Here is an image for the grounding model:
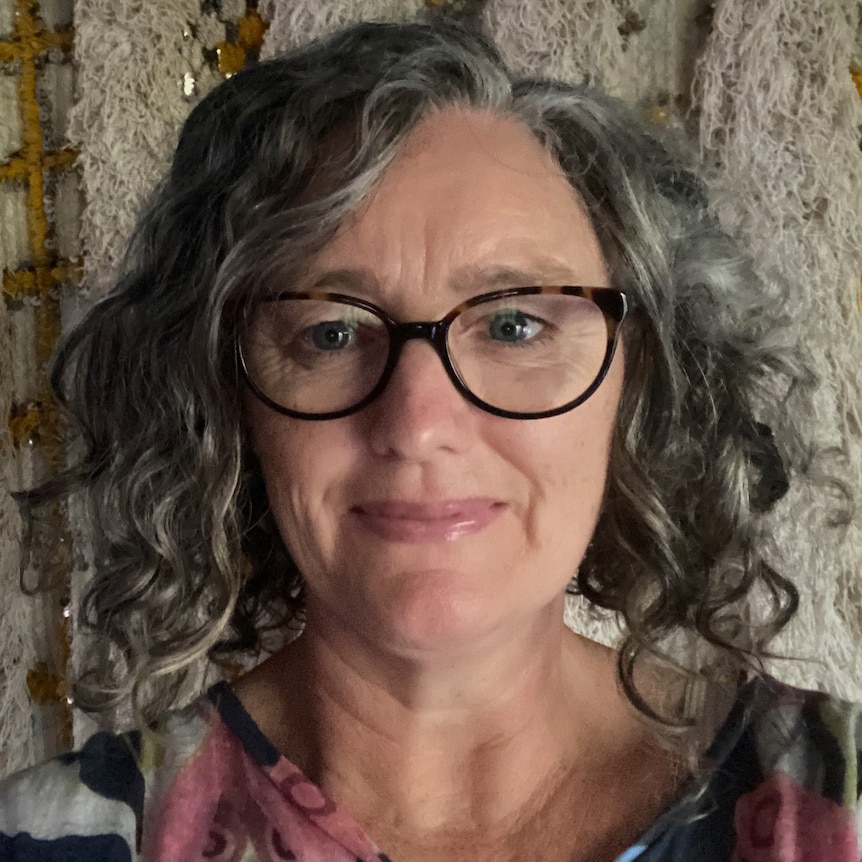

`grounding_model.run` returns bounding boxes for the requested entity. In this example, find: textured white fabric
[696,0,862,698]
[0,298,36,778]
[0,0,37,776]
[482,0,710,107]
[0,76,22,160]
[482,0,629,96]
[259,0,425,58]
[0,0,12,39]
[68,0,226,298]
